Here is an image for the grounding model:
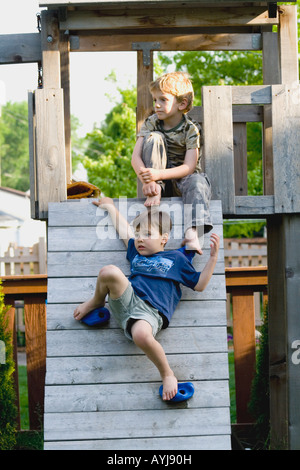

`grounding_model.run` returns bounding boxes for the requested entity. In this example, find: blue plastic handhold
[159,382,195,403]
[80,307,110,327]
